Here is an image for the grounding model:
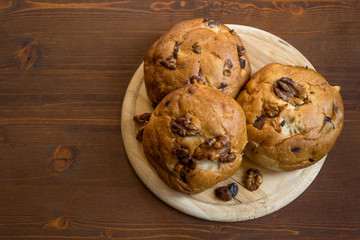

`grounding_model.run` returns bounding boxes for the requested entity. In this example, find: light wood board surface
[121,25,325,222]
